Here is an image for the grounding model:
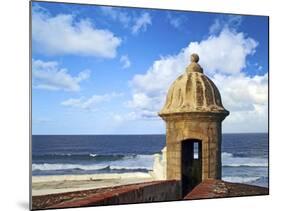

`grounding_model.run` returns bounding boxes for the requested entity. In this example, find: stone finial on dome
[186,53,203,73]
[190,53,199,63]
[158,53,230,185]
[159,53,229,116]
